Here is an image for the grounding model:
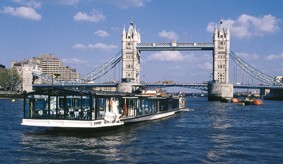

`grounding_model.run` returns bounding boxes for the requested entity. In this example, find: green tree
[0,68,22,90]
[0,69,9,90]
